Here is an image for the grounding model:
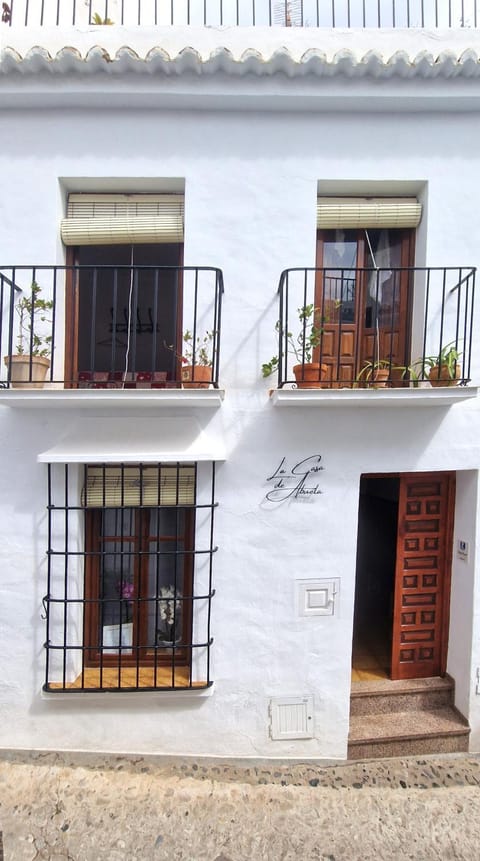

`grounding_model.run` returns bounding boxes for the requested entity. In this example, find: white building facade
[1,1,480,760]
